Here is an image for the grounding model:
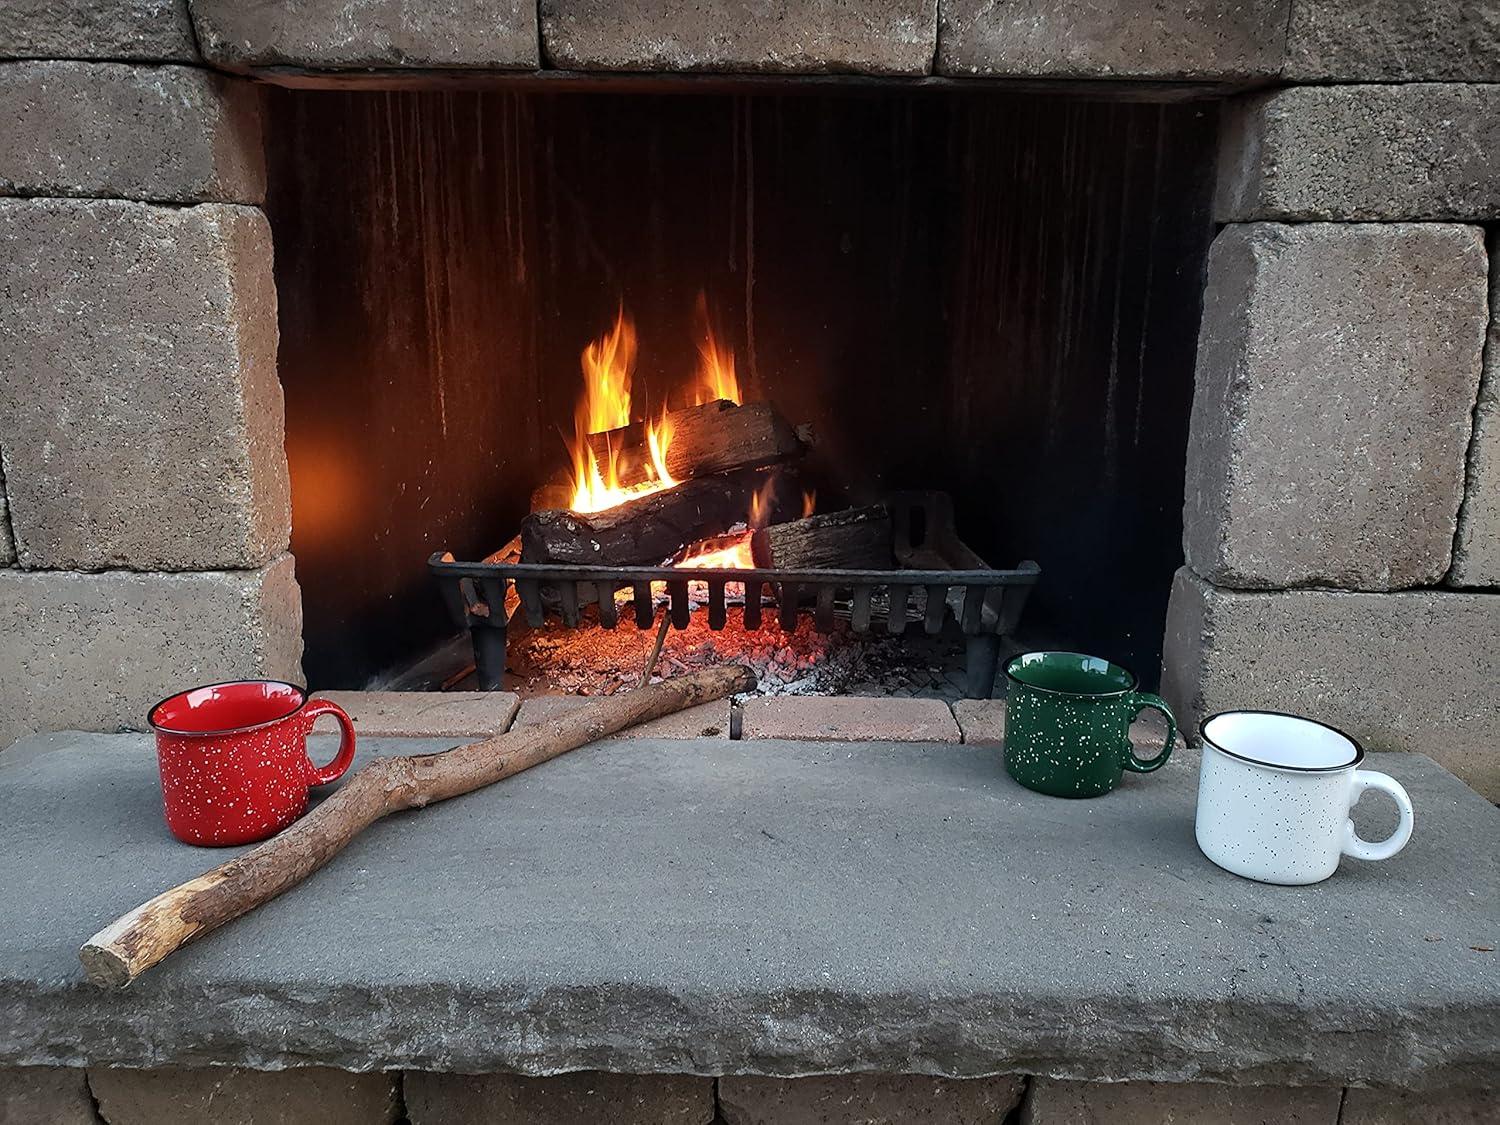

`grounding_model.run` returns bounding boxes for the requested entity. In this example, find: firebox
[266,86,1215,692]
